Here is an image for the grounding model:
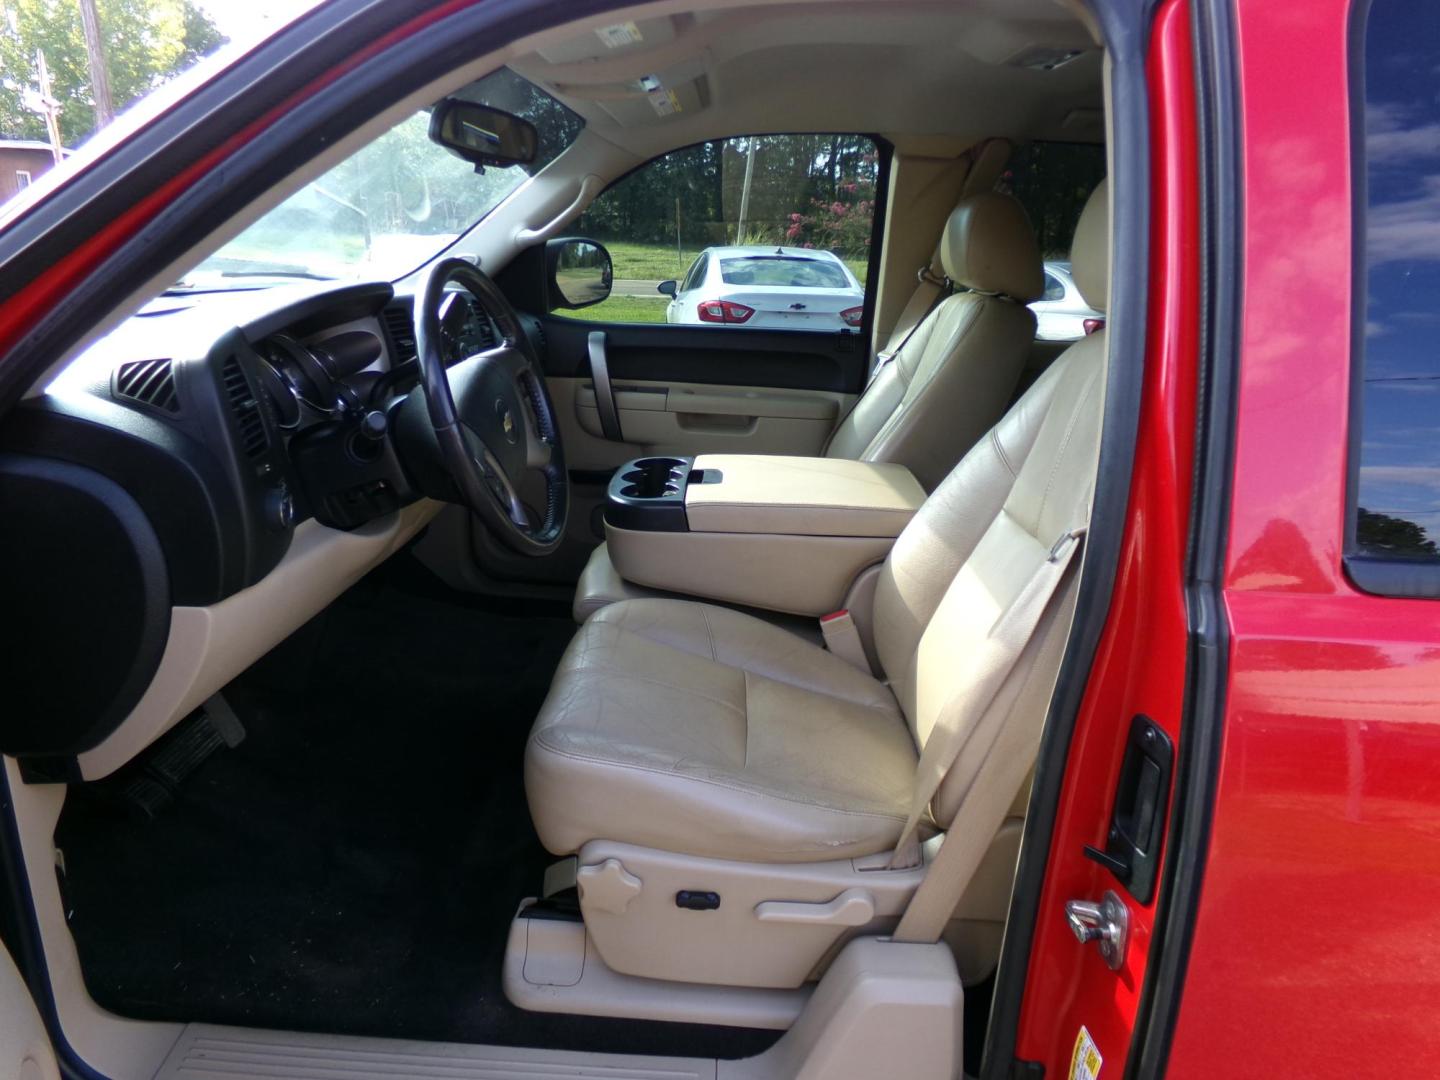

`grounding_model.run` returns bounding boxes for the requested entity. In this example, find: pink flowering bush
[784,176,875,258]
